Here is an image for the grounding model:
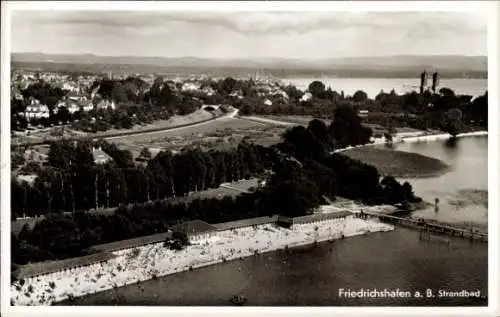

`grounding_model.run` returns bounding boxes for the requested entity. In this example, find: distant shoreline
[11,61,487,79]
